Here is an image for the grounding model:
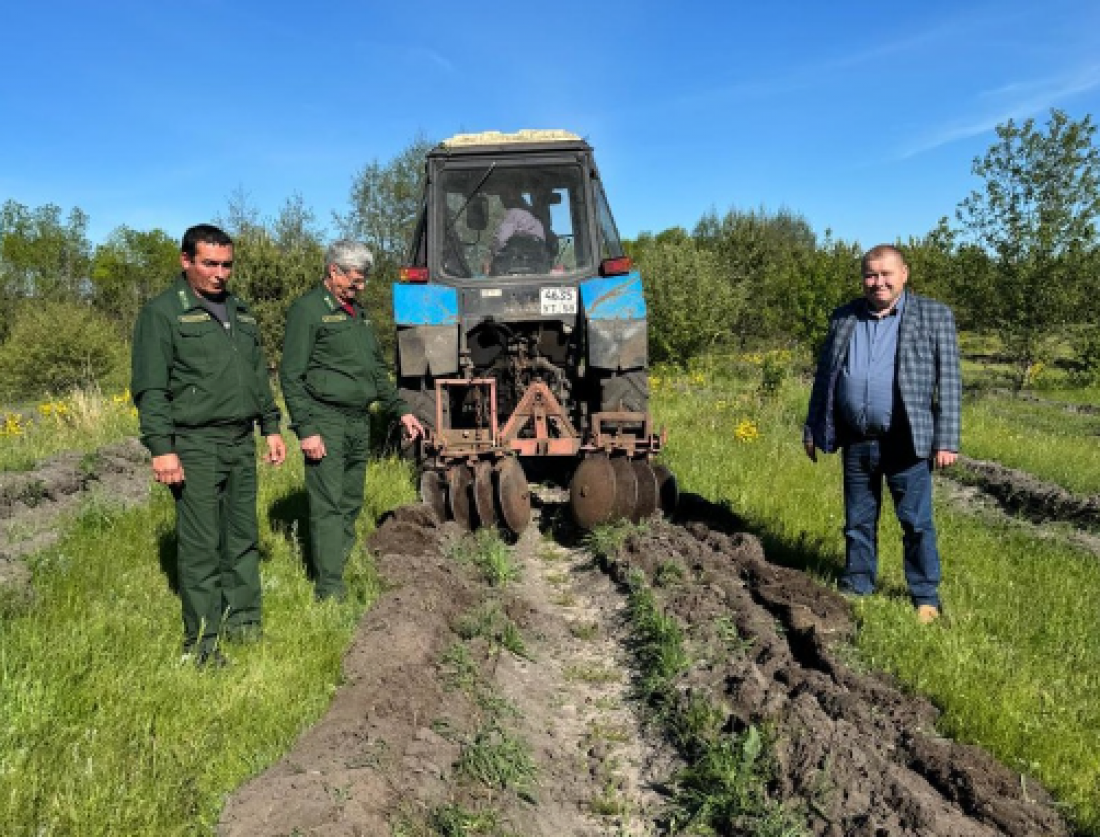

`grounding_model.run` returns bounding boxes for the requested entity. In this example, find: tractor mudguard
[581,272,647,371]
[394,284,460,377]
